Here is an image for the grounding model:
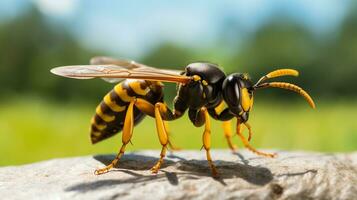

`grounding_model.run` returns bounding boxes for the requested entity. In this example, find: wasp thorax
[182,62,226,109]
